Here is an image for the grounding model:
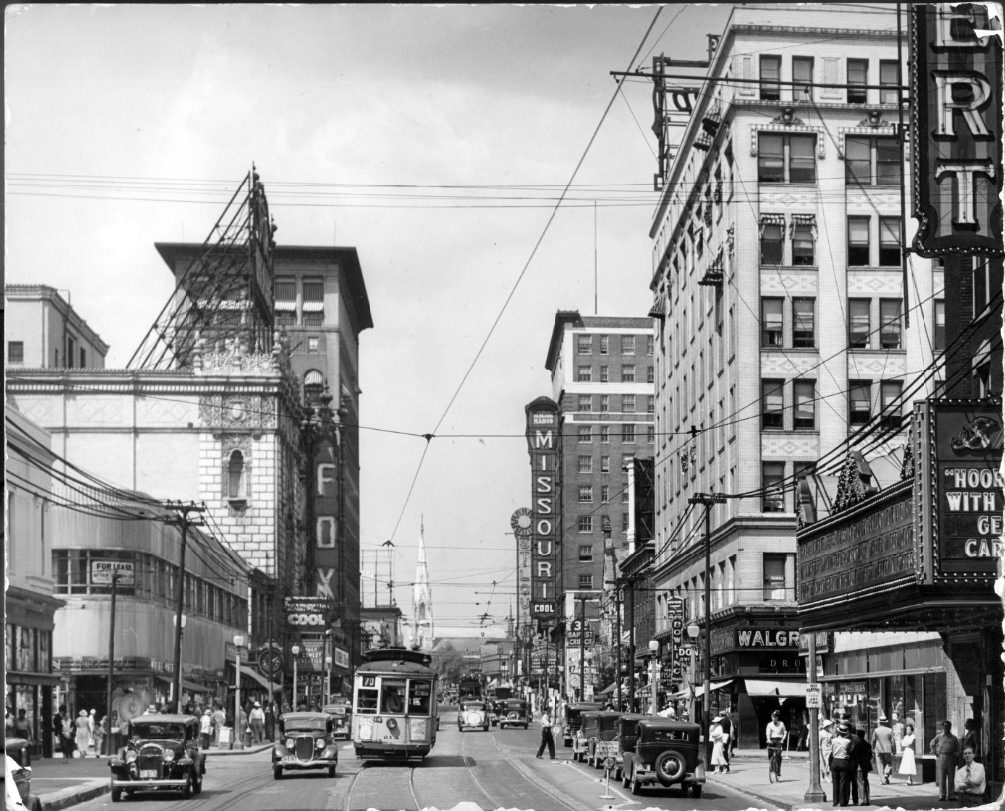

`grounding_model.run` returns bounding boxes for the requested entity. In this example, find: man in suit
[930,720,960,802]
